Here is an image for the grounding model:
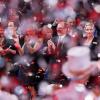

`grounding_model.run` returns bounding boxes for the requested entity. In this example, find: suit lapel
[90,37,98,49]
